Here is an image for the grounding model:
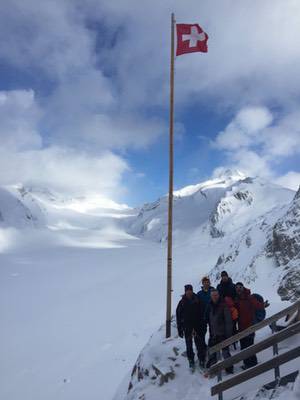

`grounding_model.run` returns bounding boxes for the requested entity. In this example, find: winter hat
[184,284,193,292]
[221,271,228,277]
[236,282,244,287]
